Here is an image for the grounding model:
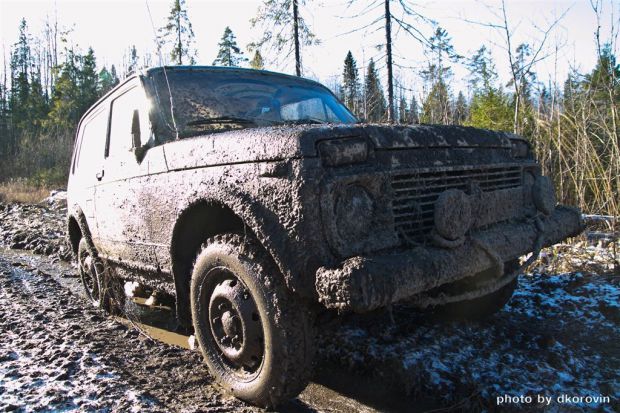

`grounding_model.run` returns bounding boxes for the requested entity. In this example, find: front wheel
[190,234,314,408]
